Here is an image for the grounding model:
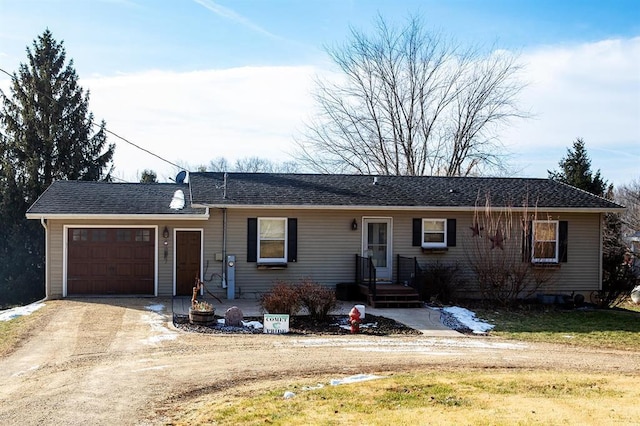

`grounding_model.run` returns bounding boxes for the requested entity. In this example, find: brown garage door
[67,228,155,295]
